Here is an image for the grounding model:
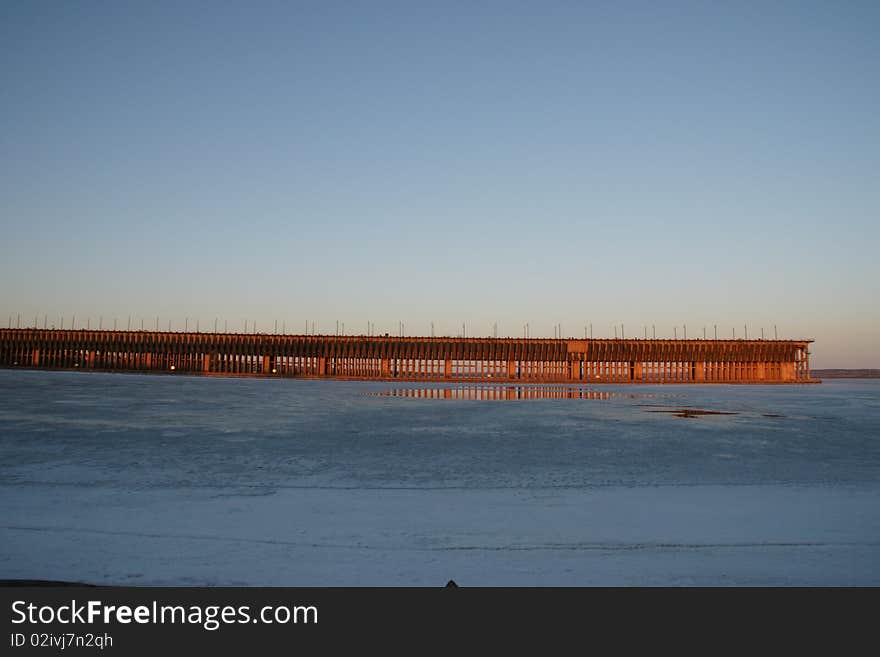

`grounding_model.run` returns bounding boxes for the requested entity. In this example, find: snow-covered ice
[1,371,878,585]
